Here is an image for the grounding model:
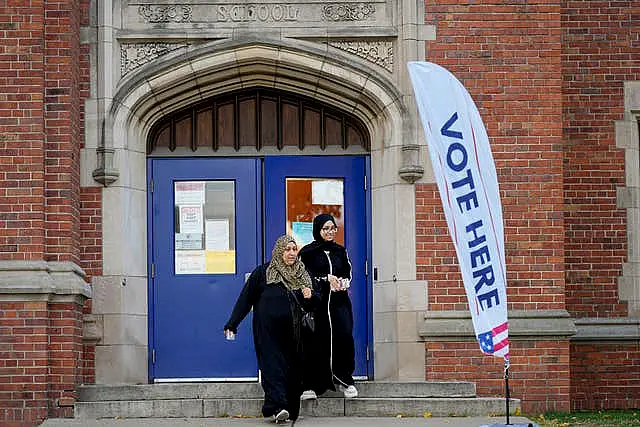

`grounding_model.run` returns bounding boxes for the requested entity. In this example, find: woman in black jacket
[224,235,319,423]
[298,214,358,399]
